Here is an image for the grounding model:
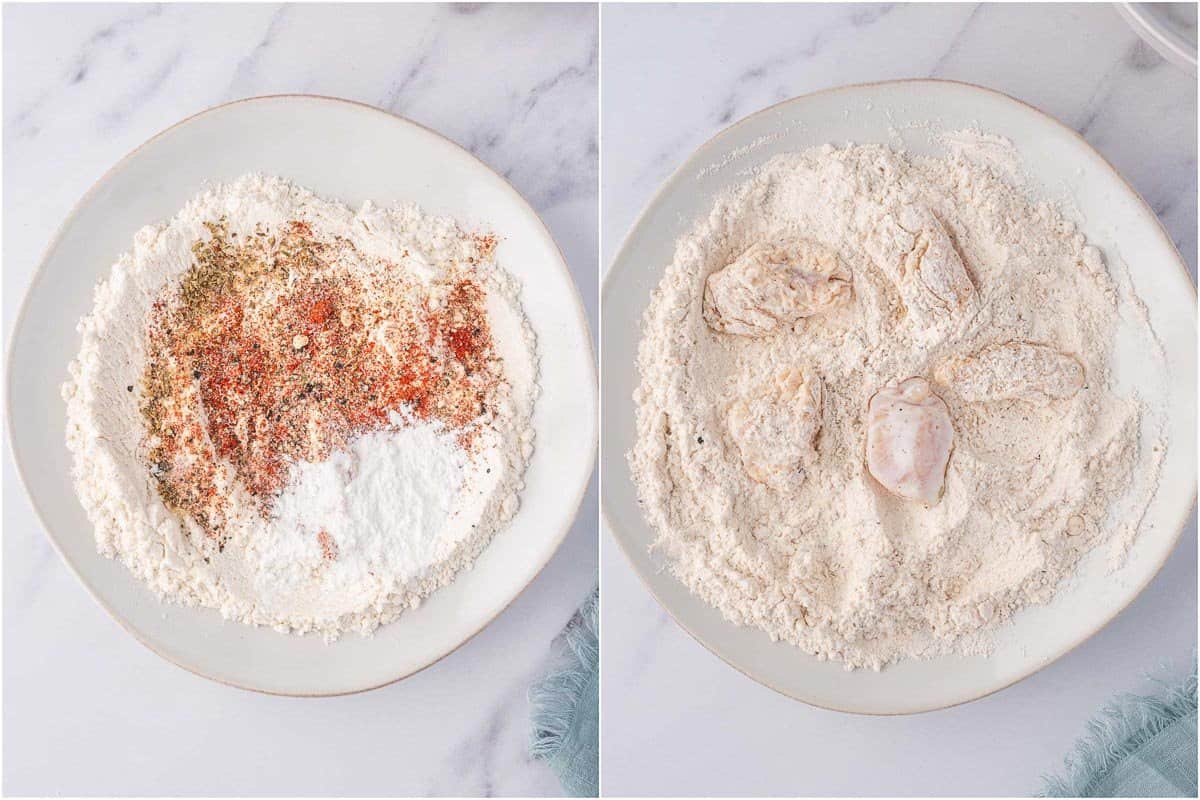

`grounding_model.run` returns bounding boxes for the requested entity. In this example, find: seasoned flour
[64,175,538,639]
[629,133,1164,669]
